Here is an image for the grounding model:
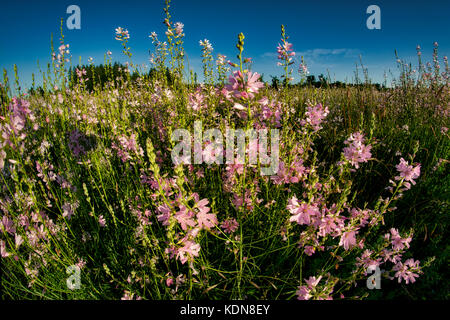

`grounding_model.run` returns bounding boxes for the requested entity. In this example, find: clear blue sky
[0,0,449,89]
